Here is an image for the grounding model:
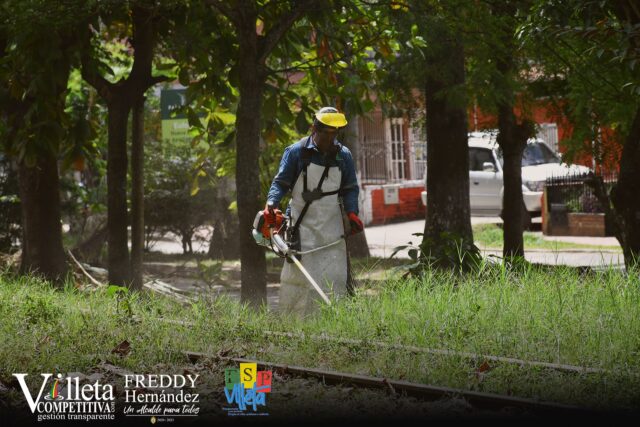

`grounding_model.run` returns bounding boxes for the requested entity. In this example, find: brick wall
[365,184,426,225]
[544,212,607,237]
[567,213,606,237]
